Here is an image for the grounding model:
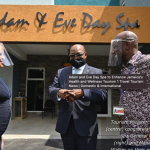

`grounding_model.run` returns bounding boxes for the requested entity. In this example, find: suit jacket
[48,64,107,136]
